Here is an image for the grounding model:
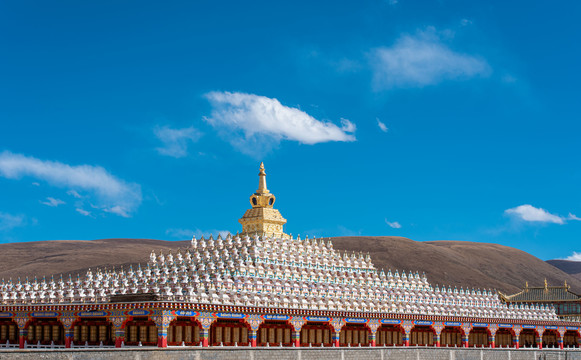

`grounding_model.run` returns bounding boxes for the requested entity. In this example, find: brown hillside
[546,260,581,283]
[329,236,581,294]
[0,239,188,281]
[0,237,577,295]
